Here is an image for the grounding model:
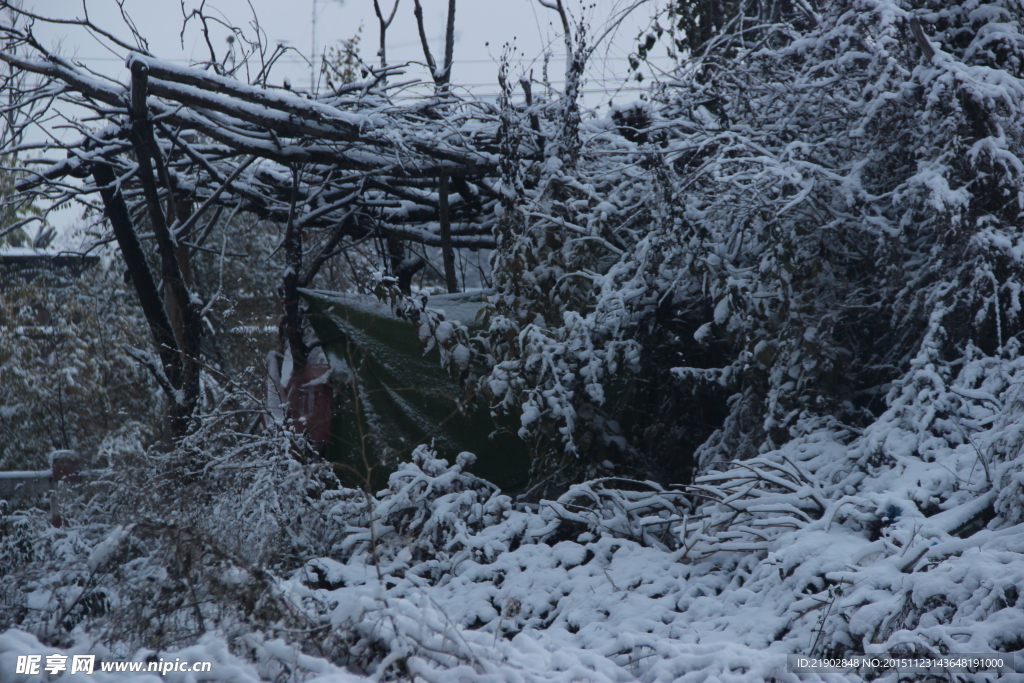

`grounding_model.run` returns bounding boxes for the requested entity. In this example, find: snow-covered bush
[4,392,1023,682]
[469,0,1024,494]
[289,364,1021,682]
[327,446,514,573]
[0,406,339,658]
[0,261,161,470]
